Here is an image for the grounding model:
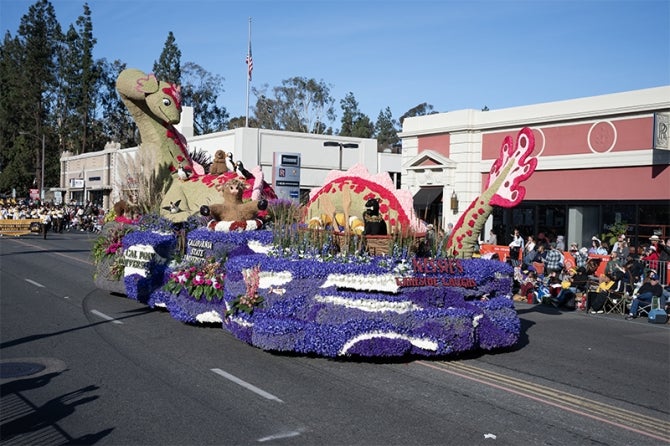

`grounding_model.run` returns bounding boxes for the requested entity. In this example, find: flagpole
[245,17,252,127]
